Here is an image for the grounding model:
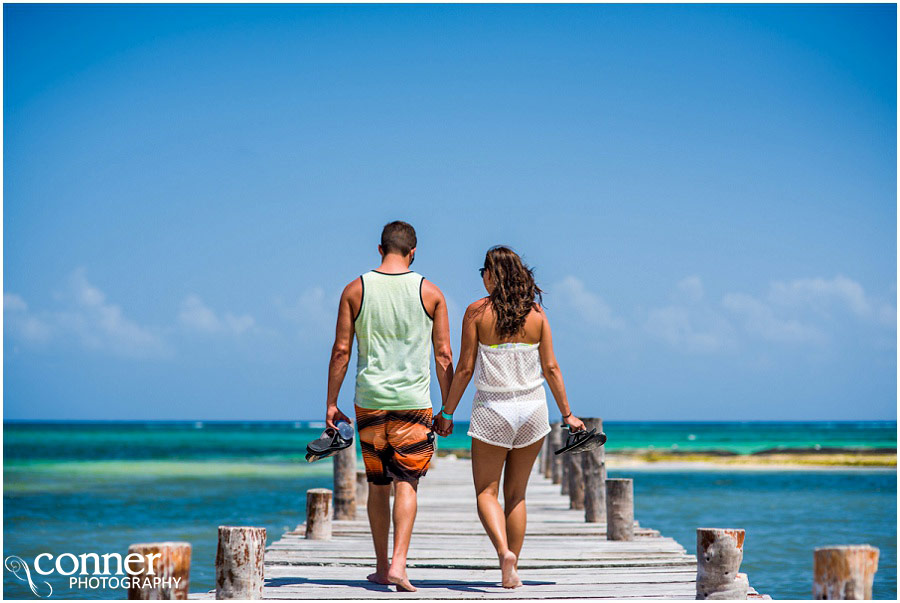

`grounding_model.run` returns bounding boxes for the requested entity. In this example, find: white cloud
[644,305,731,353]
[720,275,896,345]
[179,294,256,335]
[5,268,171,358]
[4,293,53,343]
[673,275,704,304]
[553,276,624,329]
[722,292,826,344]
[643,276,735,353]
[768,275,872,317]
[63,268,171,357]
[4,293,27,312]
[274,287,338,338]
[178,295,221,332]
